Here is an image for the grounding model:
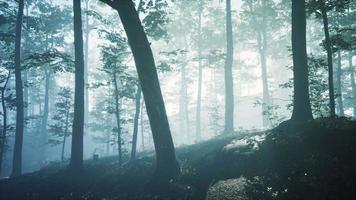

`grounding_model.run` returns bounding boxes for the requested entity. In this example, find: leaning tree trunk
[11,0,25,178]
[130,85,142,160]
[0,73,10,177]
[100,0,180,181]
[336,50,344,116]
[196,2,203,141]
[224,0,234,134]
[70,0,85,172]
[349,52,356,117]
[321,4,335,118]
[290,0,313,122]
